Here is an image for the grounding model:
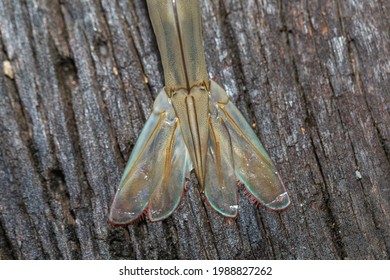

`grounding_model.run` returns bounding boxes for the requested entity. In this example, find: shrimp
[109,0,290,225]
